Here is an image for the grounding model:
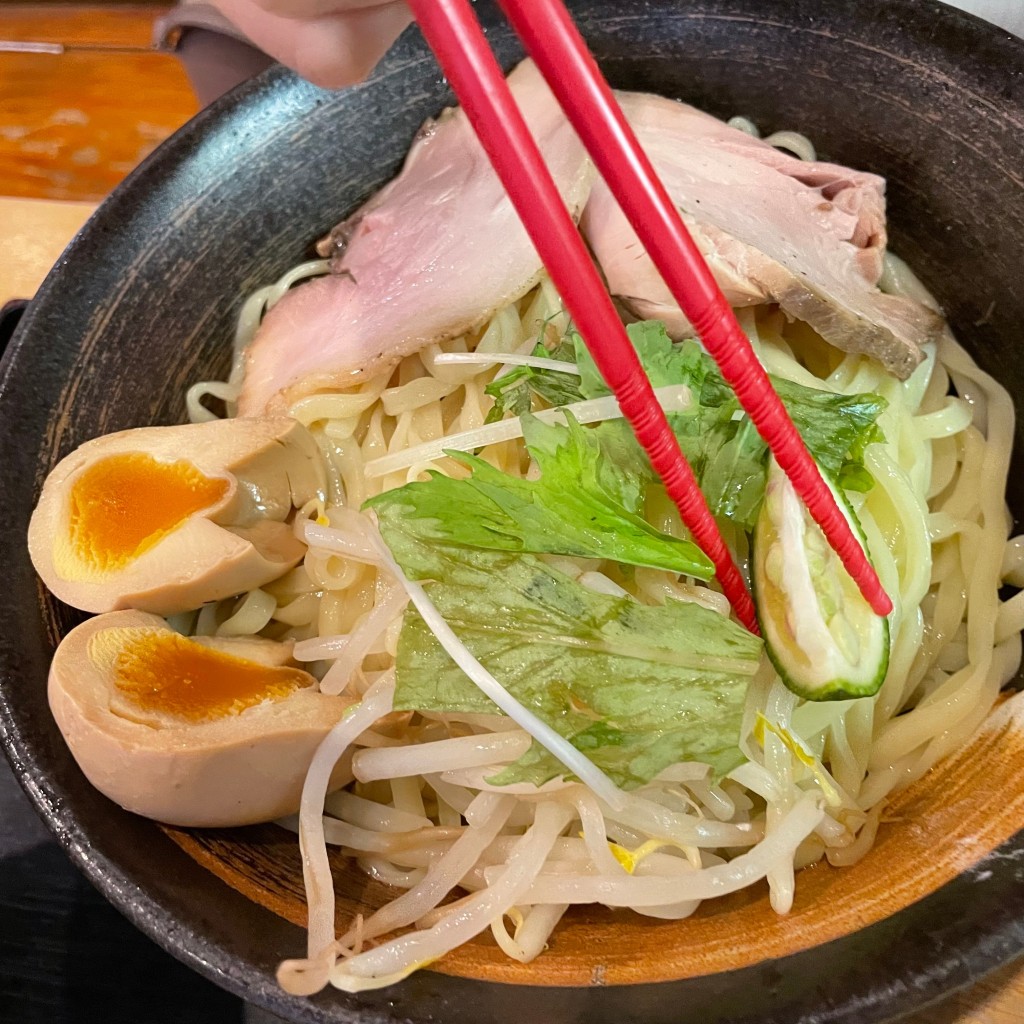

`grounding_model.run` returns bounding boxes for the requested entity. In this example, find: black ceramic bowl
[3,1,1024,1021]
